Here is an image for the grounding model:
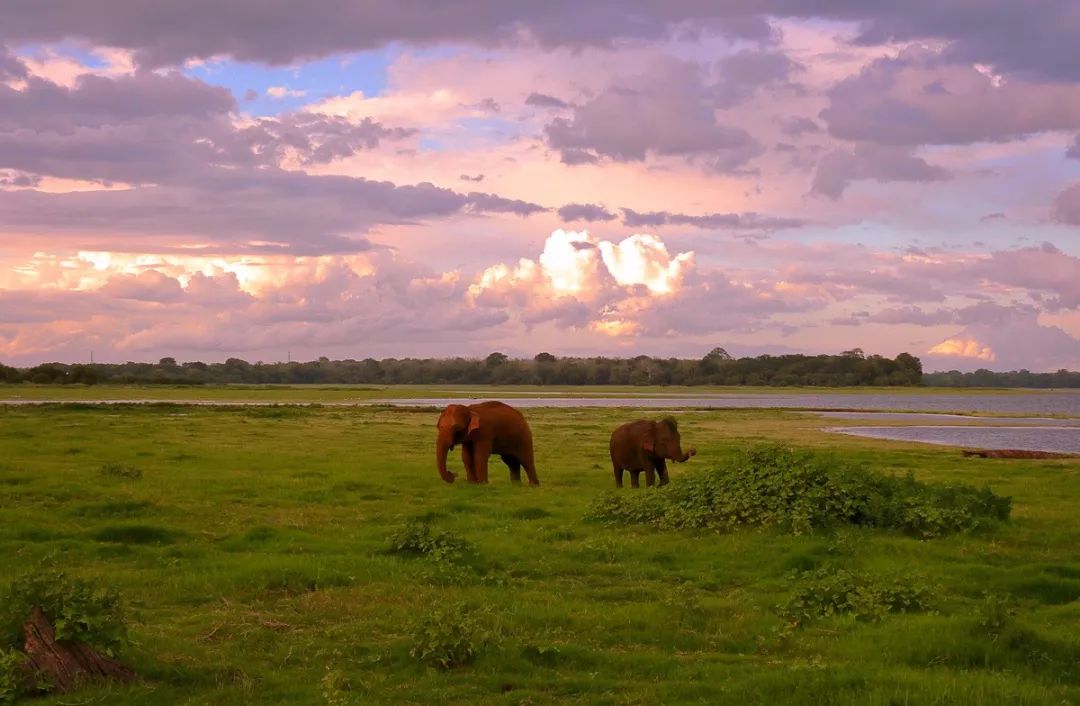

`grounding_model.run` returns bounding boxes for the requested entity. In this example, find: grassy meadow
[1,396,1079,704]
